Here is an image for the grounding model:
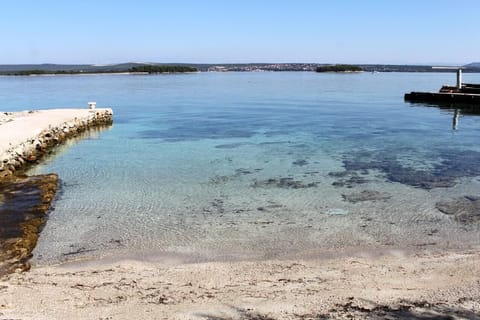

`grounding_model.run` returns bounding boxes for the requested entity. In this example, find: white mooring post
[88,101,96,110]
[456,69,462,89]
